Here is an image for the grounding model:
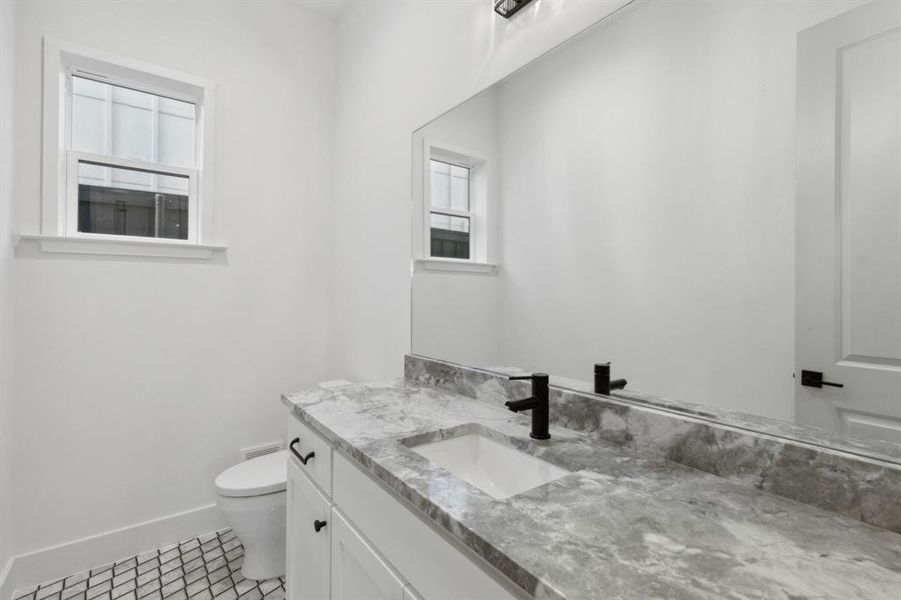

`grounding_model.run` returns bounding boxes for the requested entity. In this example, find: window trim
[39,37,220,254]
[421,140,495,268]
